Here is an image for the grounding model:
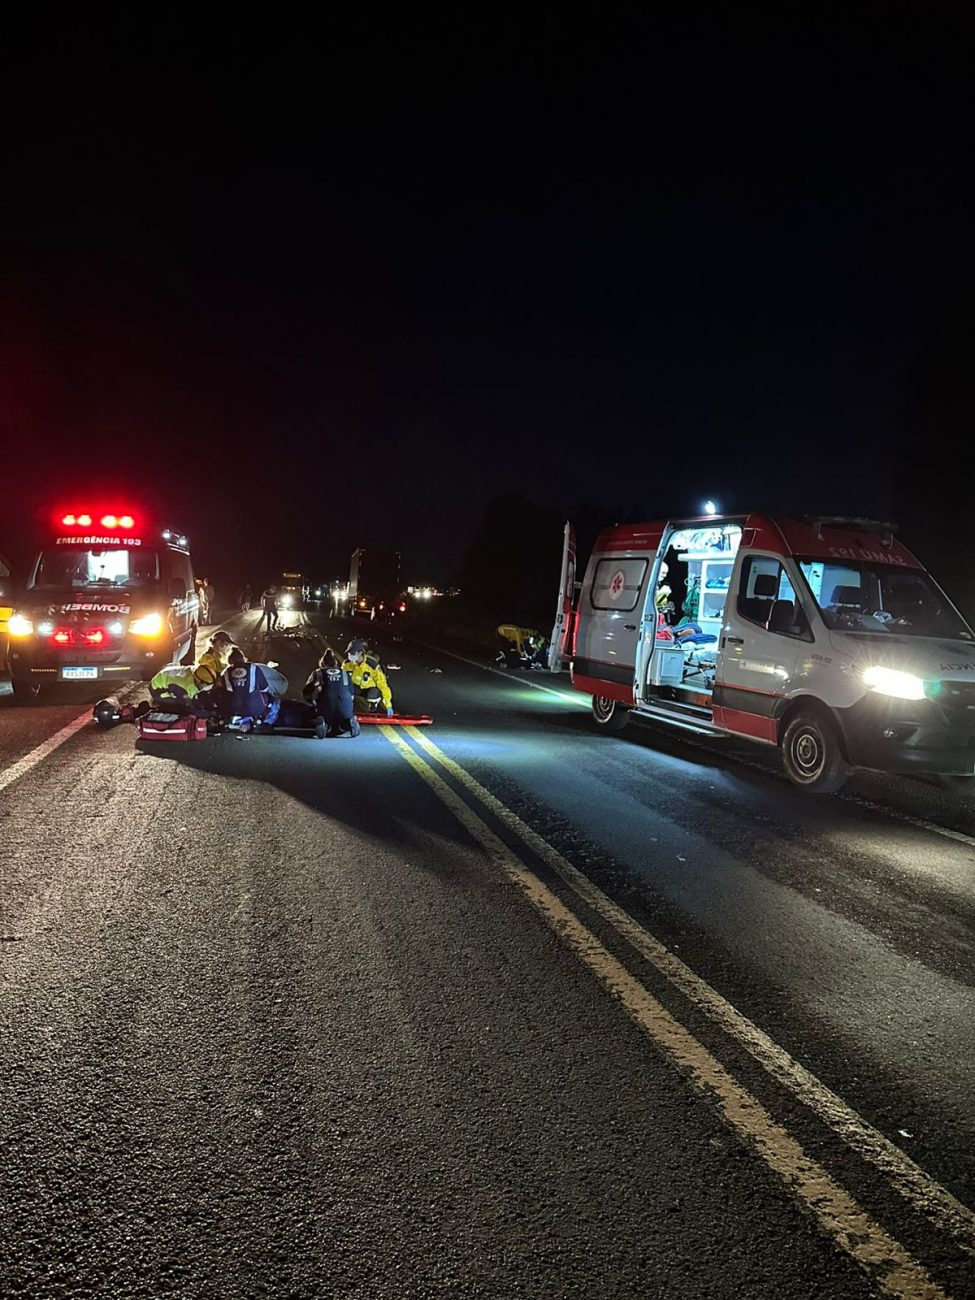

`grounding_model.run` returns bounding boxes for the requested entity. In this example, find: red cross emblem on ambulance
[610,570,625,599]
